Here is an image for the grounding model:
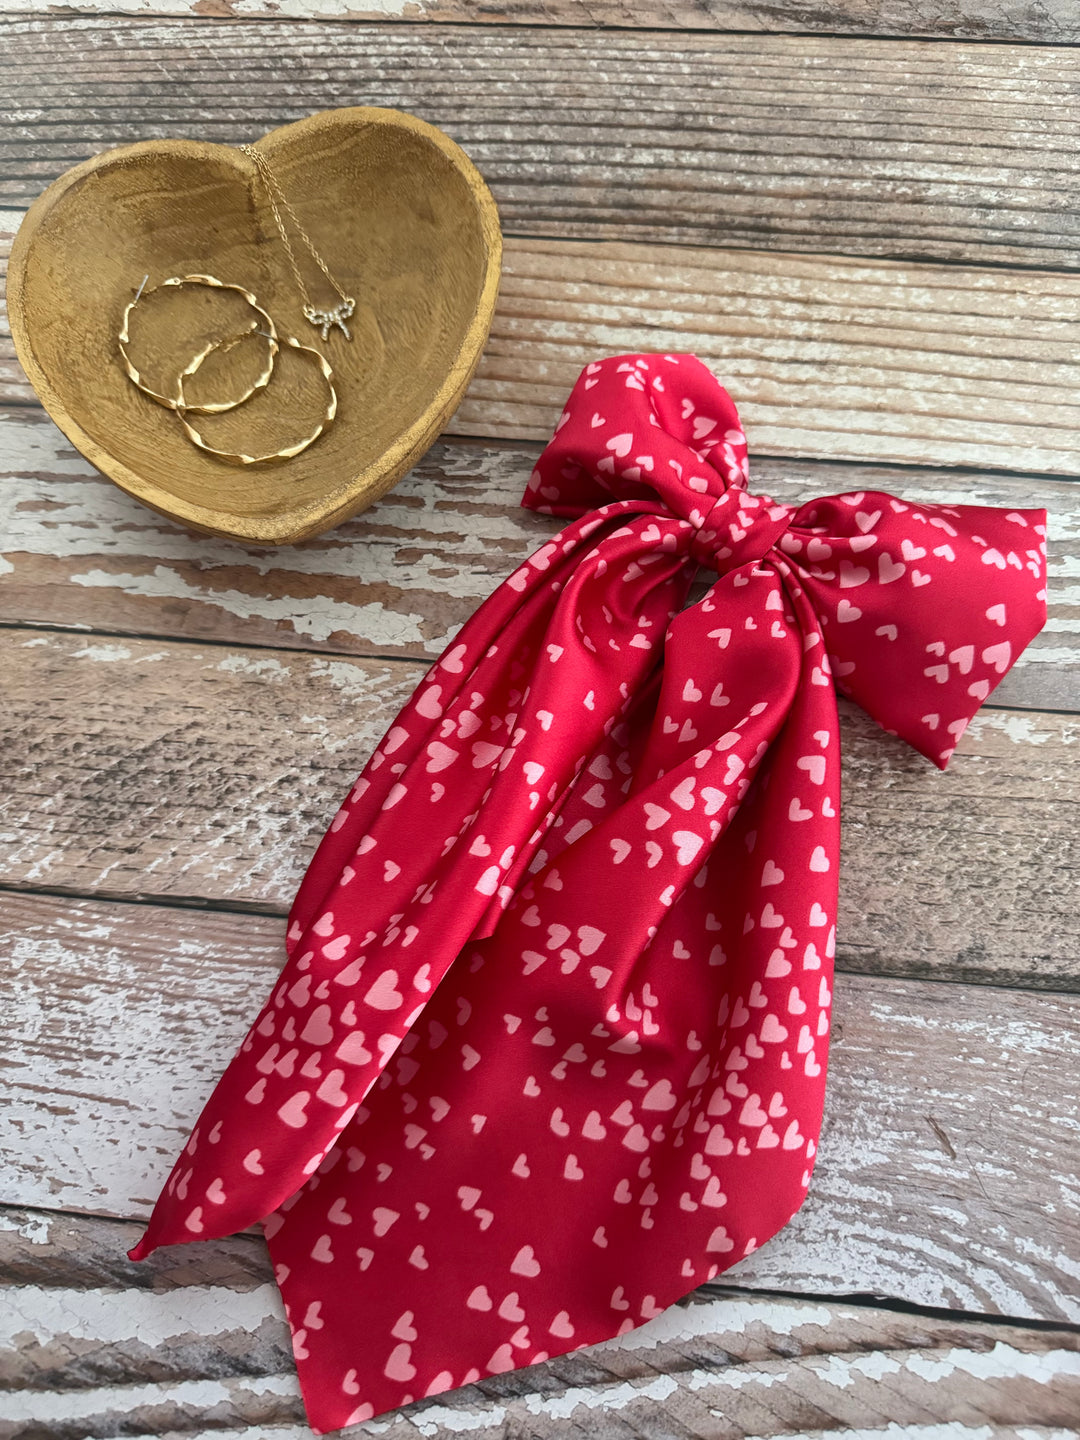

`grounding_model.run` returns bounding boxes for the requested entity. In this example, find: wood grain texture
[3,892,1080,1321]
[3,1206,1080,1440]
[3,23,1080,267]
[2,0,1079,44]
[5,226,1080,474]
[451,240,1080,473]
[1,407,1077,710]
[1,627,1075,990]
